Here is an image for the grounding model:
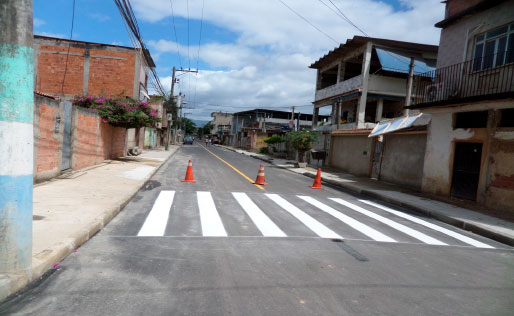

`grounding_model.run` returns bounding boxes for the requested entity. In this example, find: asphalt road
[2,142,514,315]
